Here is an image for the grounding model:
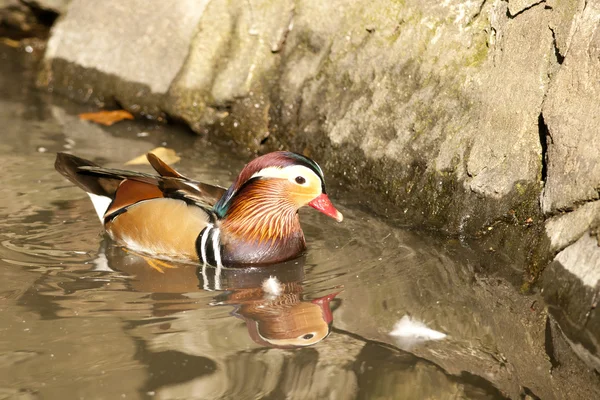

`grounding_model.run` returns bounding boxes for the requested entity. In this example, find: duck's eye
[295,176,306,185]
[302,333,314,340]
